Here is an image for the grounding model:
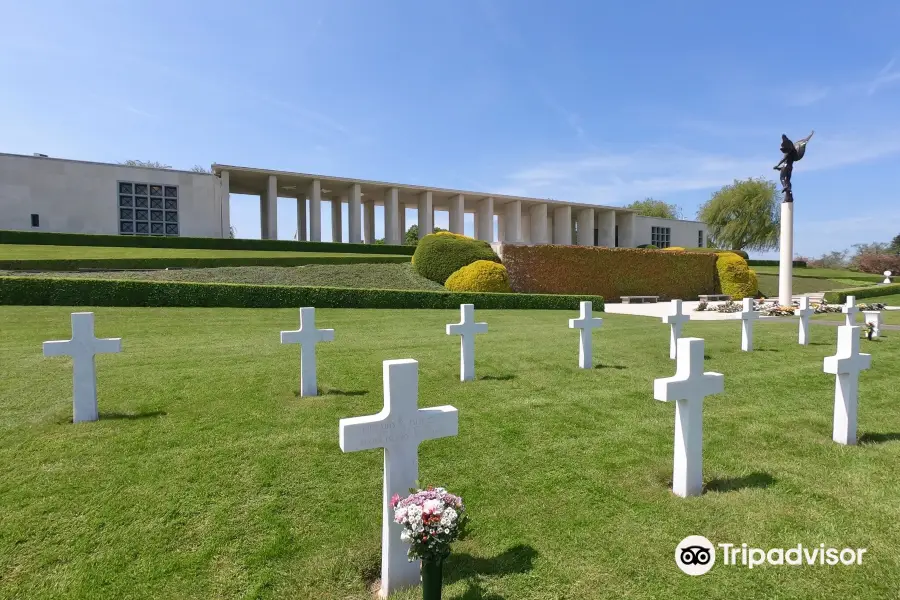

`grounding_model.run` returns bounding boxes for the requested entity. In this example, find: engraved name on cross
[339,359,459,597]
